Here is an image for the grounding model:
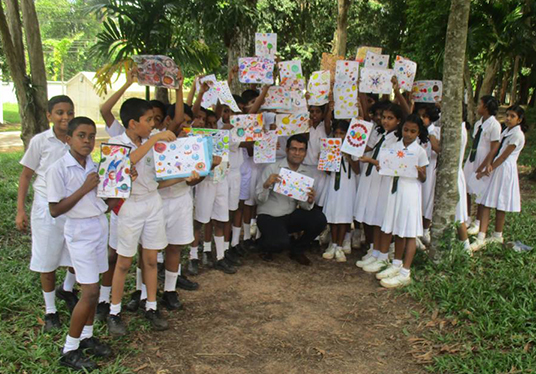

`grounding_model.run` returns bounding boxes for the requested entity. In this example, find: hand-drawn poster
[97,143,132,198]
[335,60,360,84]
[238,57,275,84]
[321,53,344,81]
[341,119,374,158]
[214,81,241,112]
[359,68,394,95]
[333,82,358,119]
[132,55,180,89]
[411,80,443,103]
[355,46,382,63]
[274,168,315,202]
[364,52,390,69]
[230,114,264,142]
[154,135,212,180]
[394,56,417,92]
[307,70,330,106]
[378,147,418,178]
[288,90,308,112]
[197,75,218,109]
[255,33,277,58]
[254,131,277,164]
[318,138,342,172]
[275,112,310,136]
[211,161,229,183]
[280,77,306,91]
[278,60,304,81]
[183,128,230,161]
[260,86,291,111]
